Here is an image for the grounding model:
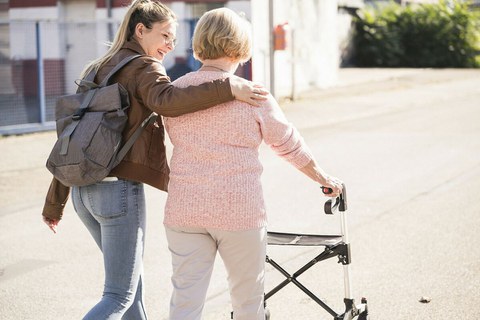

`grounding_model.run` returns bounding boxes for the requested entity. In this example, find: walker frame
[263,185,368,320]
